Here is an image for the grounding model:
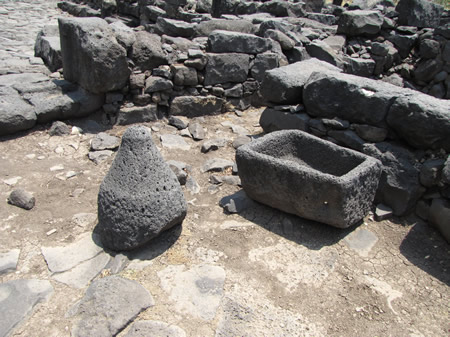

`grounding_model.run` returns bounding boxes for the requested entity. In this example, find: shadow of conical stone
[97,125,187,251]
